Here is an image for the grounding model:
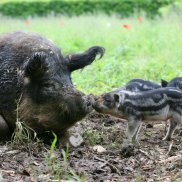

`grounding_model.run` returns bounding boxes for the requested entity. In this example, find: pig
[161,79,168,87]
[93,88,182,148]
[162,77,182,90]
[0,31,105,139]
[119,78,161,92]
[160,77,182,140]
[114,78,162,129]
